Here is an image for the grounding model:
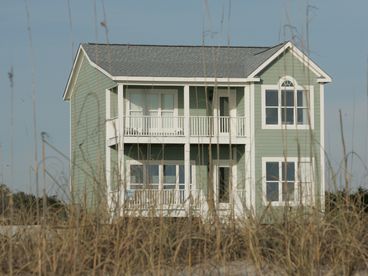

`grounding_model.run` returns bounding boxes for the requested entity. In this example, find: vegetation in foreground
[0,186,368,275]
